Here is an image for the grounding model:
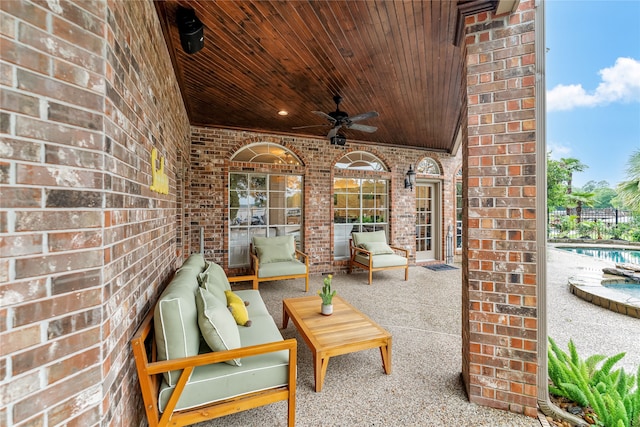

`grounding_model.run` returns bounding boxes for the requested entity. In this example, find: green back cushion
[196,288,242,366]
[178,253,206,273]
[197,261,231,304]
[352,230,387,247]
[252,235,296,264]
[154,267,201,386]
